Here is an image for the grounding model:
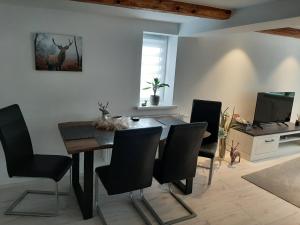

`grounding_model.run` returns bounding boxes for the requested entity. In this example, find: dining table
[58,116,210,220]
